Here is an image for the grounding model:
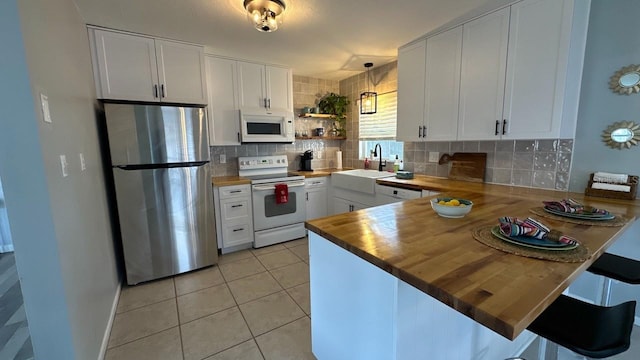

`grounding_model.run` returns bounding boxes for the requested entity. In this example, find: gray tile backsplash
[402,139,574,190]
